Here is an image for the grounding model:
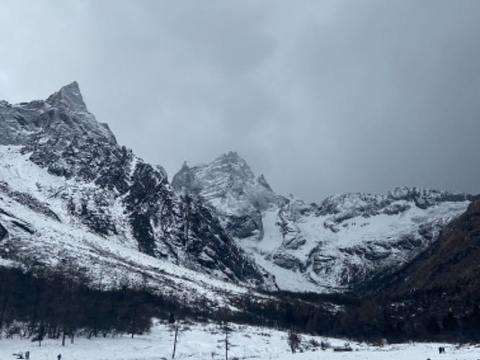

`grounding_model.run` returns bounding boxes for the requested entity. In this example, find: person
[25,351,30,360]
[57,354,62,360]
